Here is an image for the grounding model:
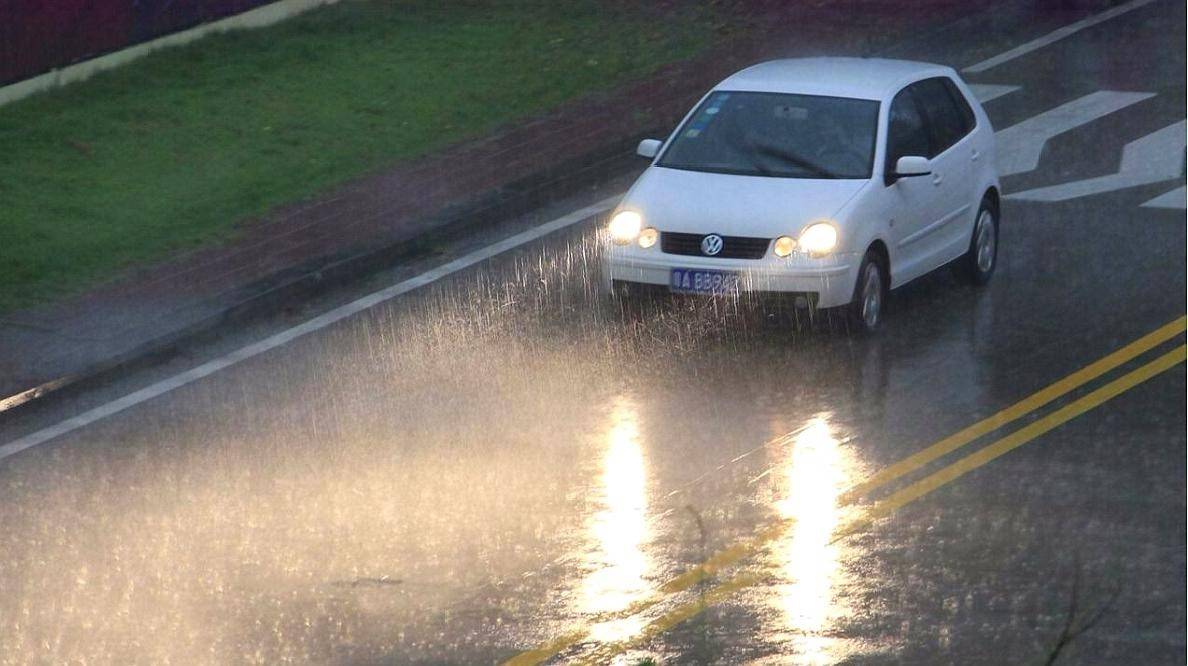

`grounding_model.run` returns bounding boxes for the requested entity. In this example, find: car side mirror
[636,139,662,159]
[893,155,931,178]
